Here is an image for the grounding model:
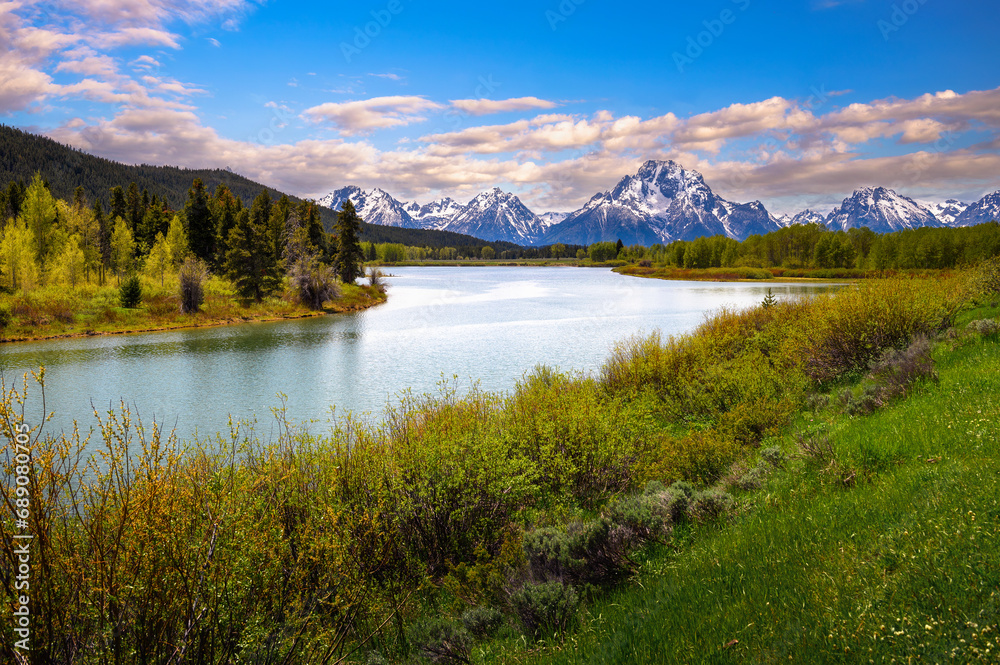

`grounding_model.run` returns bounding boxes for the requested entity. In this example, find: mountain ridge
[320,161,998,246]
